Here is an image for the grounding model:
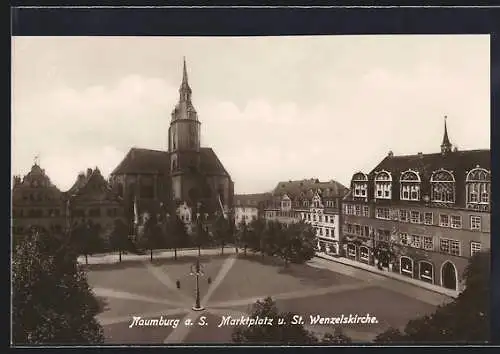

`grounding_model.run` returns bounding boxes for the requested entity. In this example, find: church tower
[168,58,203,204]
